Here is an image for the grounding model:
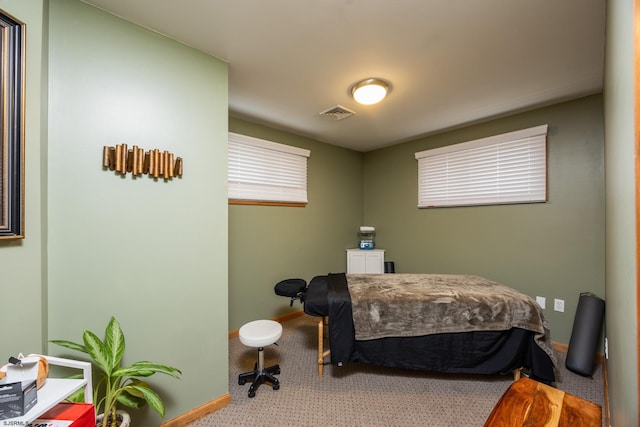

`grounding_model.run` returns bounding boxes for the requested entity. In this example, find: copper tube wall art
[103,144,183,180]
